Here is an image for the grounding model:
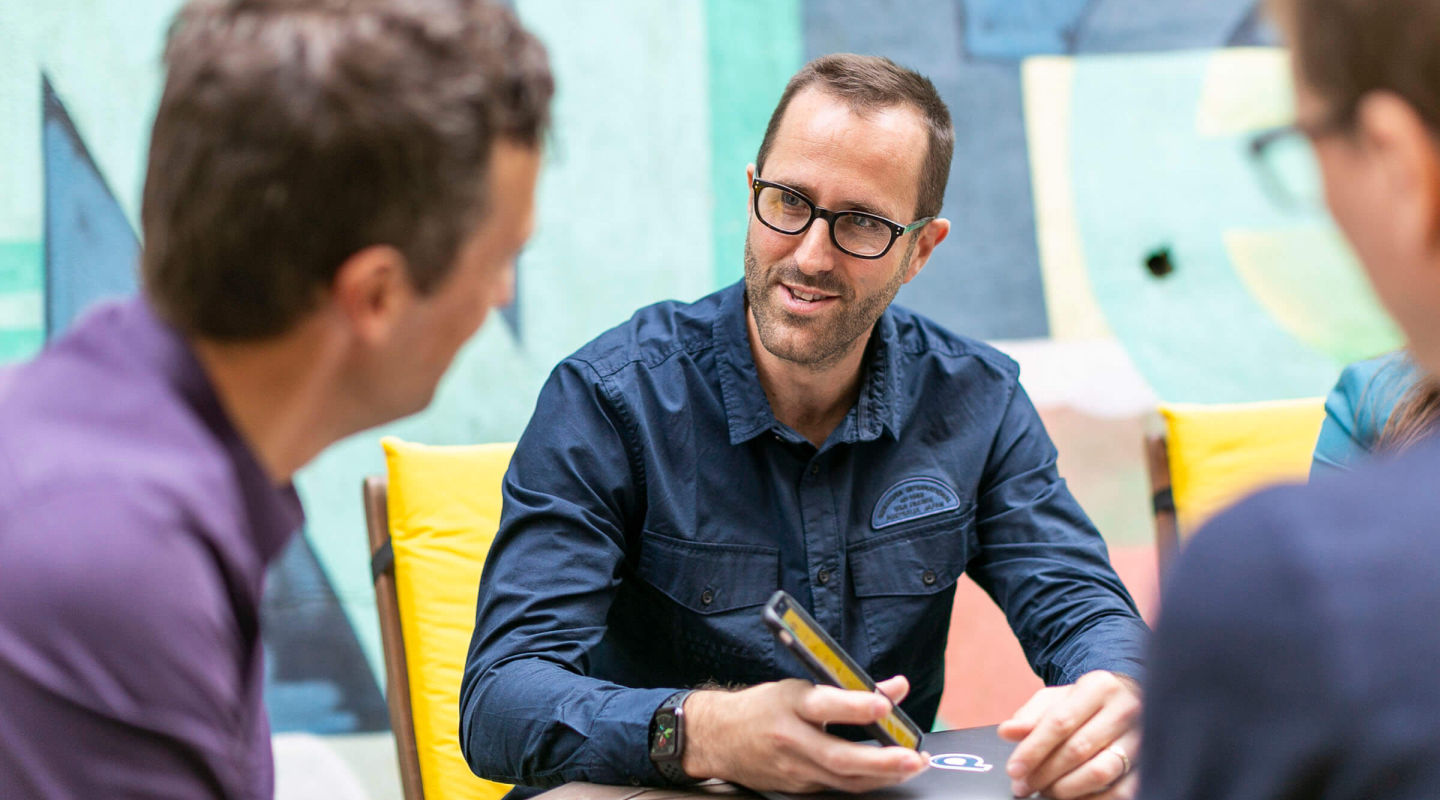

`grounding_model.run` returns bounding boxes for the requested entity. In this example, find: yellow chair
[1145,398,1326,578]
[363,437,517,800]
